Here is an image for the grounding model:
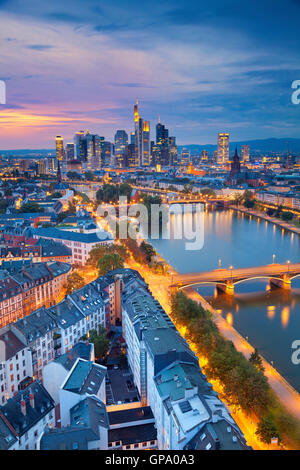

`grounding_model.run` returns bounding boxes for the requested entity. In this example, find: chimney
[29,392,34,409]
[21,397,26,416]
